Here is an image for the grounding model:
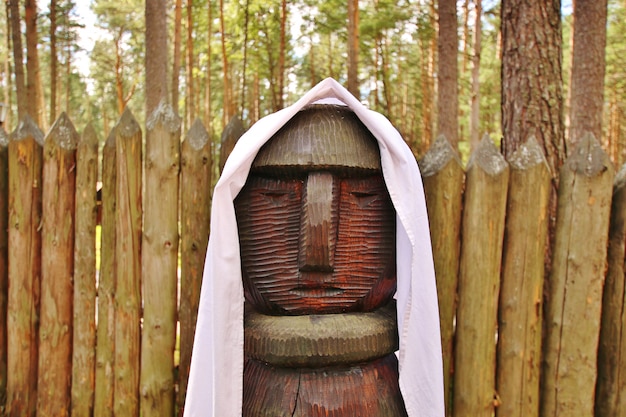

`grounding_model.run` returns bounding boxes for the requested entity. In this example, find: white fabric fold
[183,78,444,417]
